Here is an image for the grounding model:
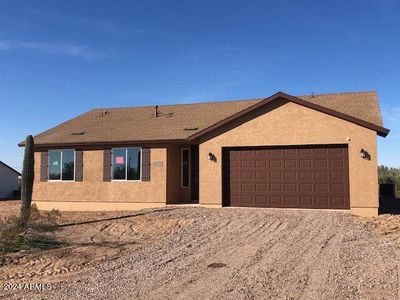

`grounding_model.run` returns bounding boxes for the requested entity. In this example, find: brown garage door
[223,145,350,209]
